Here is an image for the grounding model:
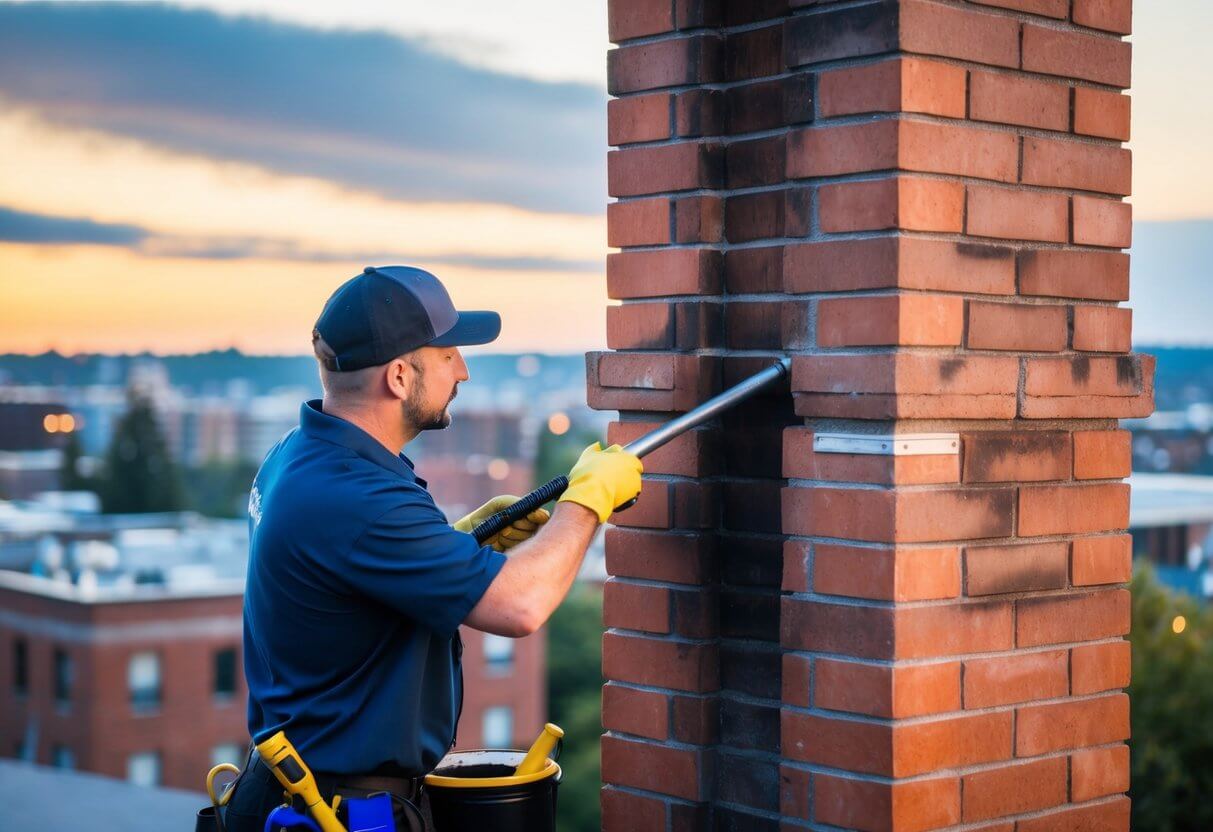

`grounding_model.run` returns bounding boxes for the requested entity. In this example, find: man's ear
[384,356,415,401]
